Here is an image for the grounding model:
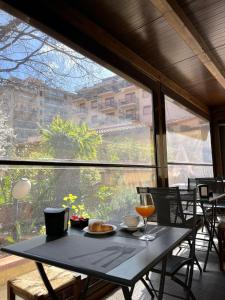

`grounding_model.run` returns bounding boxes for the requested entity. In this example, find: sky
[0,10,114,93]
